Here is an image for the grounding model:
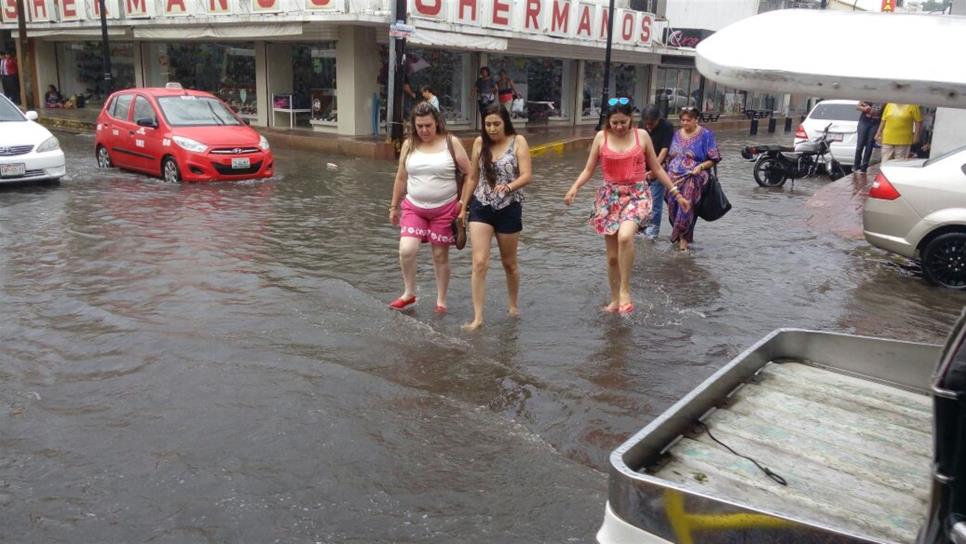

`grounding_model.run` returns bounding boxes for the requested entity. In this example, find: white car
[863,146,966,289]
[793,99,874,168]
[0,94,66,184]
[656,88,695,109]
